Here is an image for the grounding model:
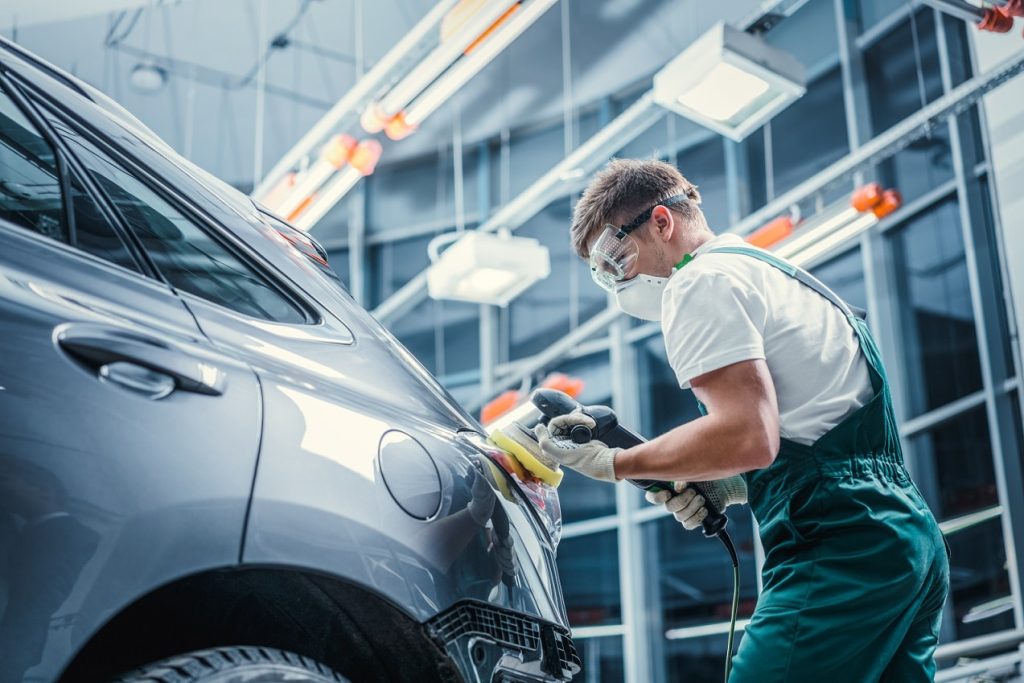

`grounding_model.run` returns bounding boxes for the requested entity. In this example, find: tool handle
[628,479,728,537]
